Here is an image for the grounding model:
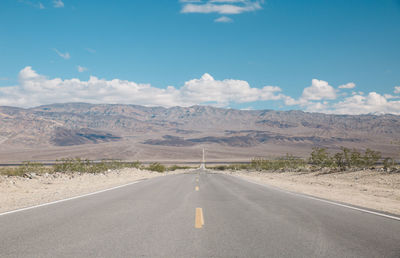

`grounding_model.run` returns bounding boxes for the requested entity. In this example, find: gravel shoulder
[219,169,400,215]
[0,168,187,213]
